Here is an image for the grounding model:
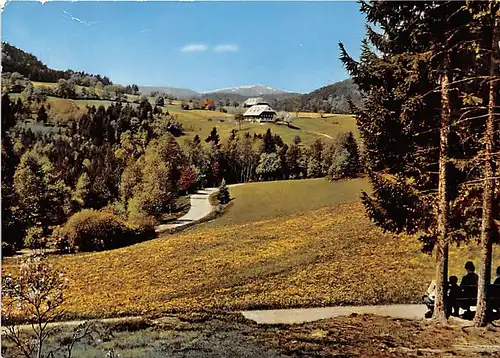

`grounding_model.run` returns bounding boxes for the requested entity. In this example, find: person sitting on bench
[460,261,478,317]
[423,280,436,318]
